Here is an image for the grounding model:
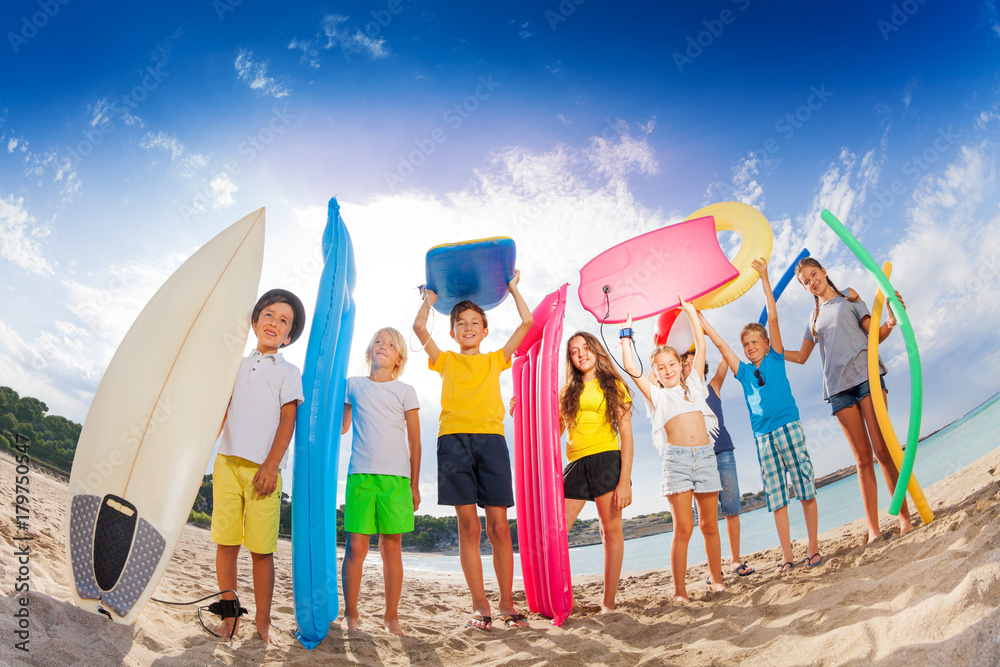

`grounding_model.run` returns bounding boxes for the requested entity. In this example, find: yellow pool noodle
[868,261,933,525]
